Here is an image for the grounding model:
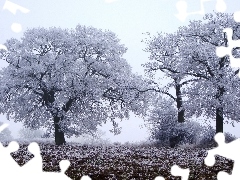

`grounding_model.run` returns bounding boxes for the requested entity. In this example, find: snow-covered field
[2,140,233,180]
